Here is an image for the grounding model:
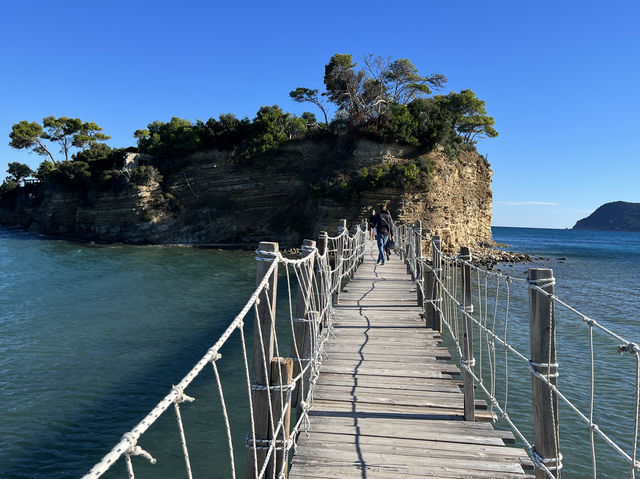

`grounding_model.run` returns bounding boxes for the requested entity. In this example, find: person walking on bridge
[367,208,376,240]
[373,204,394,265]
